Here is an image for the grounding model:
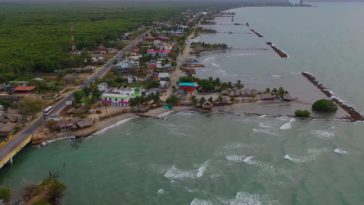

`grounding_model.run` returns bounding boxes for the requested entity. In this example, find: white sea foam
[224,192,263,205]
[243,156,257,165]
[258,122,272,129]
[226,155,246,162]
[252,128,279,136]
[164,165,196,180]
[310,130,335,139]
[190,198,213,205]
[334,148,348,154]
[203,57,215,63]
[197,161,209,178]
[211,62,221,68]
[164,161,209,181]
[157,189,165,195]
[284,148,326,163]
[93,117,137,136]
[280,119,296,130]
[272,74,281,78]
[157,110,174,118]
